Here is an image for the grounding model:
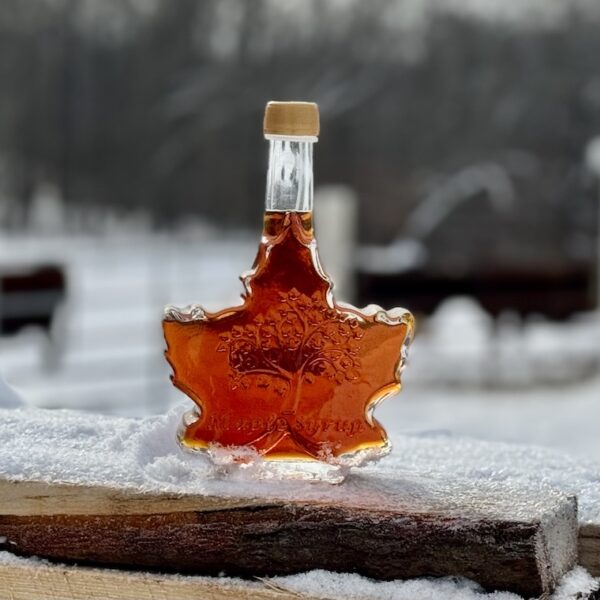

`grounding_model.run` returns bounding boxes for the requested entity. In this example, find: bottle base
[177,409,390,484]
